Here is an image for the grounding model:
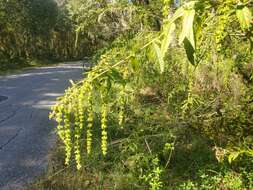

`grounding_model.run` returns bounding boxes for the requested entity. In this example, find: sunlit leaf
[179,9,196,49]
[168,6,185,24]
[179,8,196,65]
[130,57,140,72]
[167,1,196,25]
[153,41,165,73]
[236,6,252,30]
[161,23,176,57]
[228,151,240,163]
